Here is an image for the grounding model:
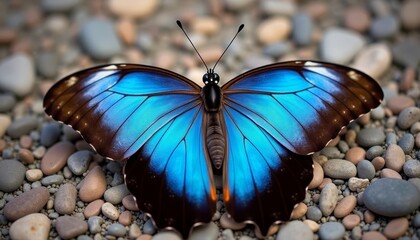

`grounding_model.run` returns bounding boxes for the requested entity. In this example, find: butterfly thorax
[201,71,222,112]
